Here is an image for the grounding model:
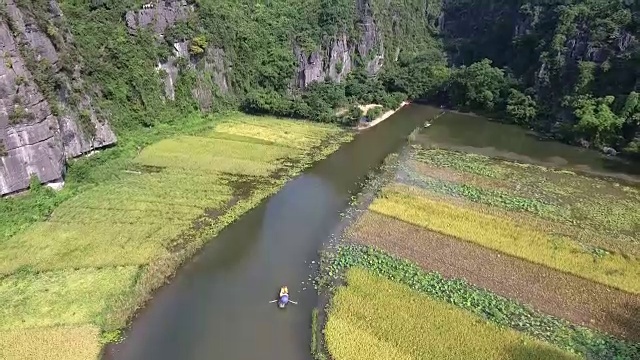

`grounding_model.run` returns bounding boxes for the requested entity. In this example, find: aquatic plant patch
[0,325,102,360]
[320,245,640,359]
[349,210,640,341]
[397,165,565,218]
[410,146,640,238]
[370,185,640,294]
[326,268,580,360]
[0,266,138,330]
[411,146,506,178]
